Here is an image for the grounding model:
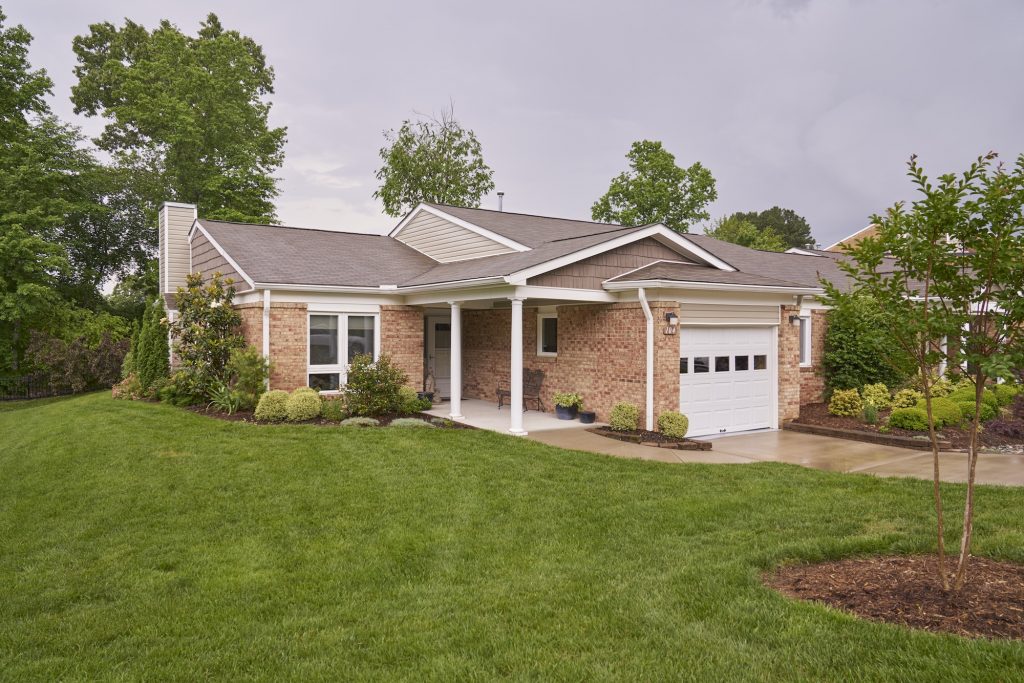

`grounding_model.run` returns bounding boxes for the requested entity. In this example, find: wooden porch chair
[496,369,545,411]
